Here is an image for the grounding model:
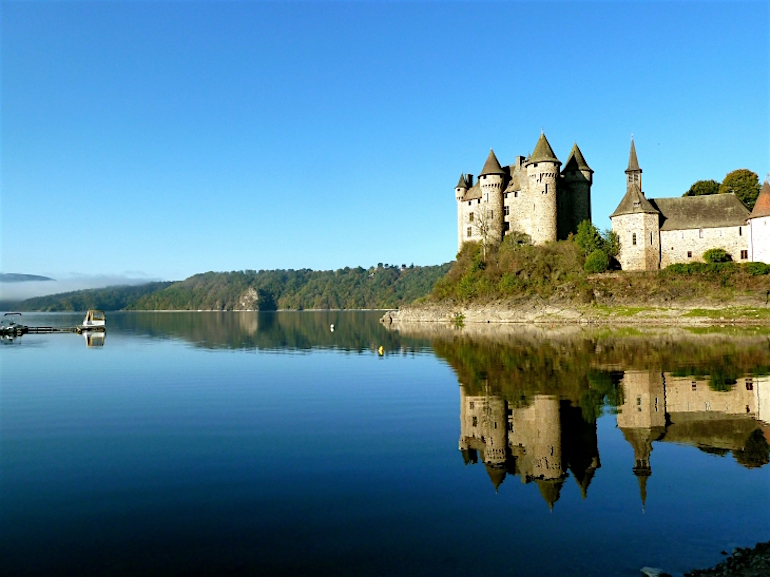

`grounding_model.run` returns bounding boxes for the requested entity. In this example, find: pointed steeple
[637,473,649,509]
[563,143,593,174]
[526,133,561,165]
[456,173,468,189]
[479,149,505,176]
[626,138,641,173]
